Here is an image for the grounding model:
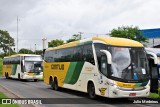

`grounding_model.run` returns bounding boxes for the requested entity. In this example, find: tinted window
[44,51,54,62]
[83,44,94,64]
[44,44,95,65]
[73,46,83,61]
[94,43,107,69]
[3,56,21,64]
